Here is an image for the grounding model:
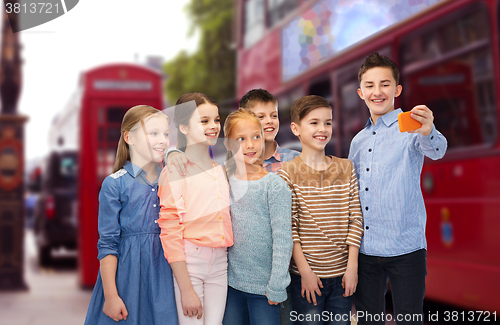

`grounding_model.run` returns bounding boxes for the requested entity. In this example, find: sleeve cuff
[266,287,288,303]
[97,249,119,260]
